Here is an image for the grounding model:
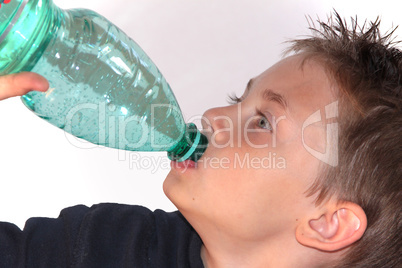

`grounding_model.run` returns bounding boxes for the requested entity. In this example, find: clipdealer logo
[302,101,339,167]
[62,100,339,170]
